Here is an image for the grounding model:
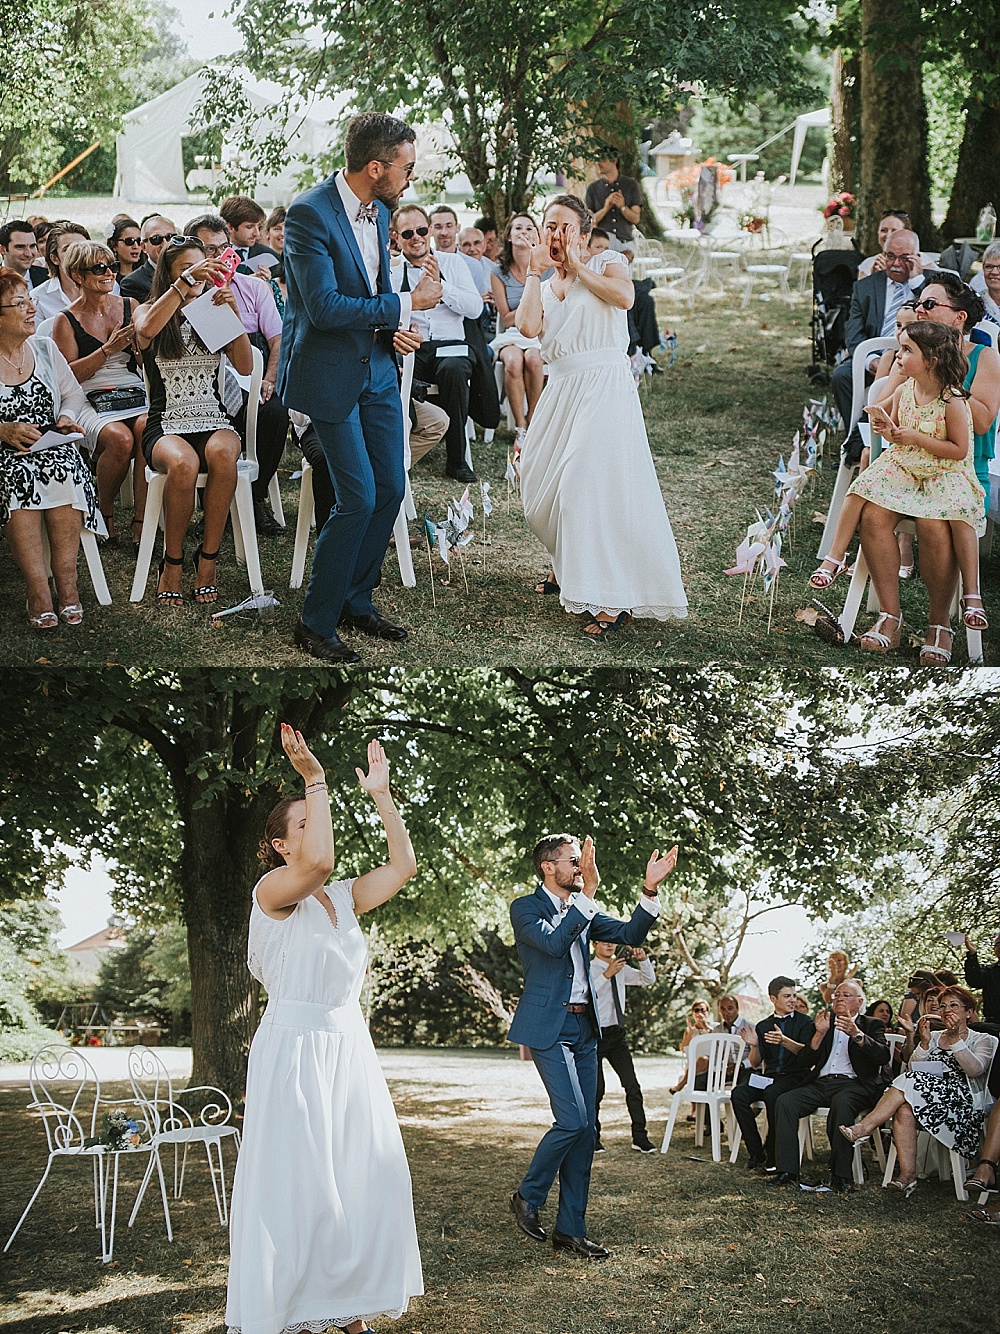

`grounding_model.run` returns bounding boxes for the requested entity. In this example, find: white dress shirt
[589,956,655,1029]
[390,249,482,342]
[334,171,410,329]
[542,887,659,1005]
[818,1024,858,1079]
[714,1016,756,1068]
